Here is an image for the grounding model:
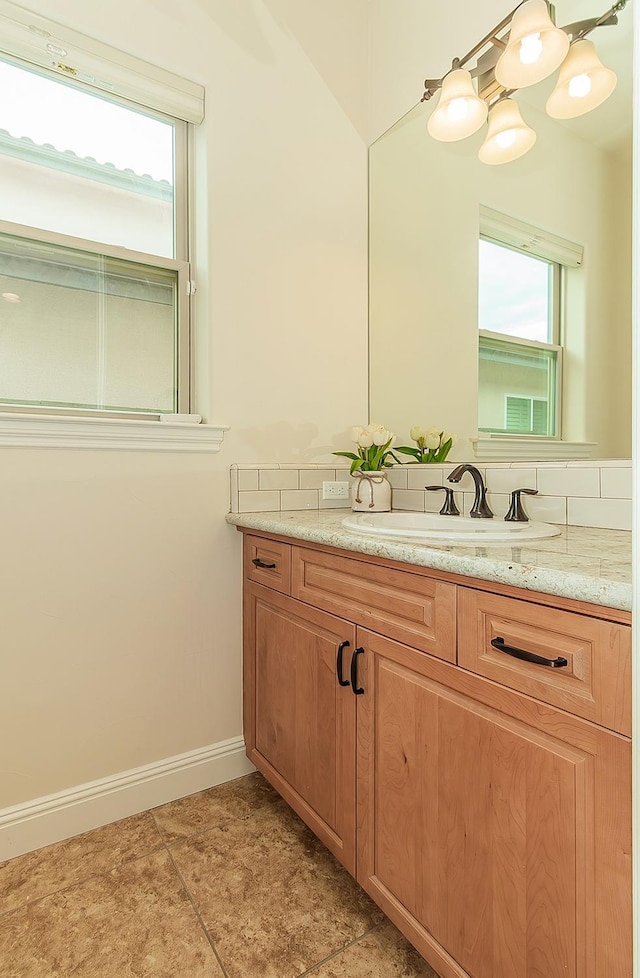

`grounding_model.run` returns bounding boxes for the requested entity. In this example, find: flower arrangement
[396,425,455,464]
[334,423,398,475]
